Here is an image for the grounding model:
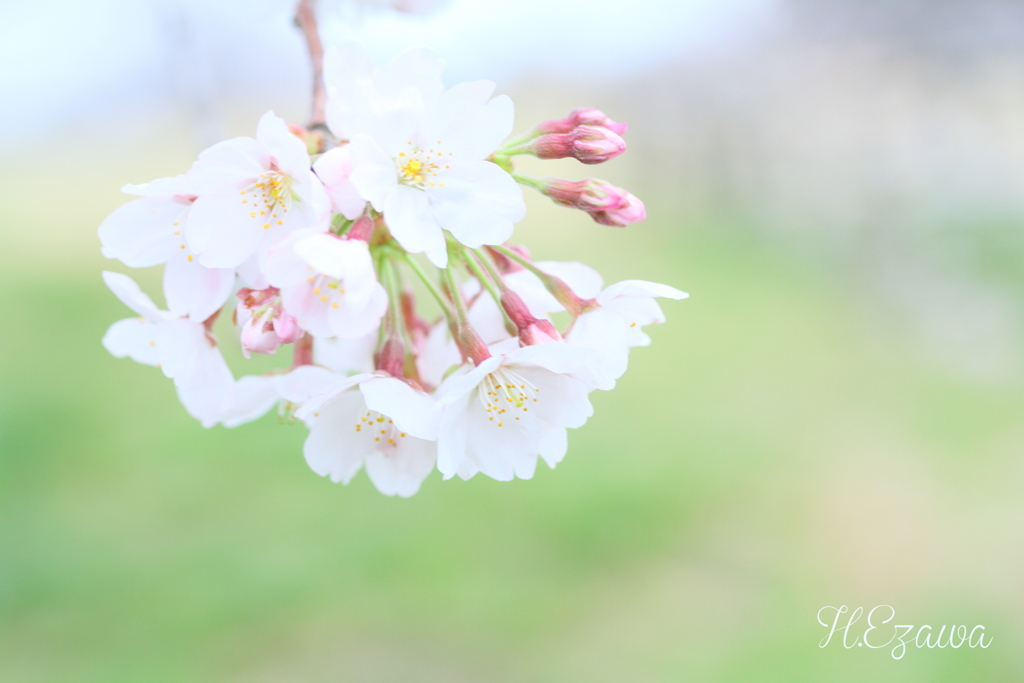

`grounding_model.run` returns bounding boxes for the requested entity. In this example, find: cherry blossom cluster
[100,40,686,496]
